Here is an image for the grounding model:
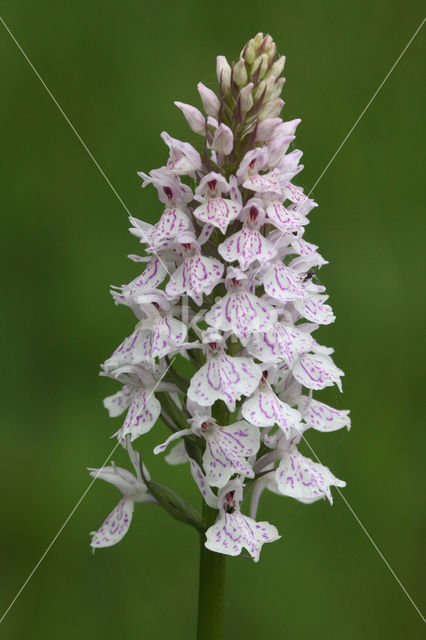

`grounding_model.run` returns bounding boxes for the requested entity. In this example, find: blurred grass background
[0,1,425,638]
